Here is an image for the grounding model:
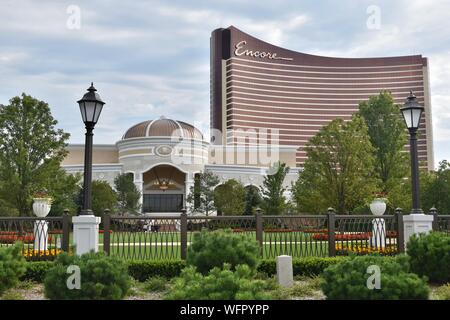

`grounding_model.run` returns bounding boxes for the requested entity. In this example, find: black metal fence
[0,214,71,261]
[1,208,449,262]
[103,208,426,260]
